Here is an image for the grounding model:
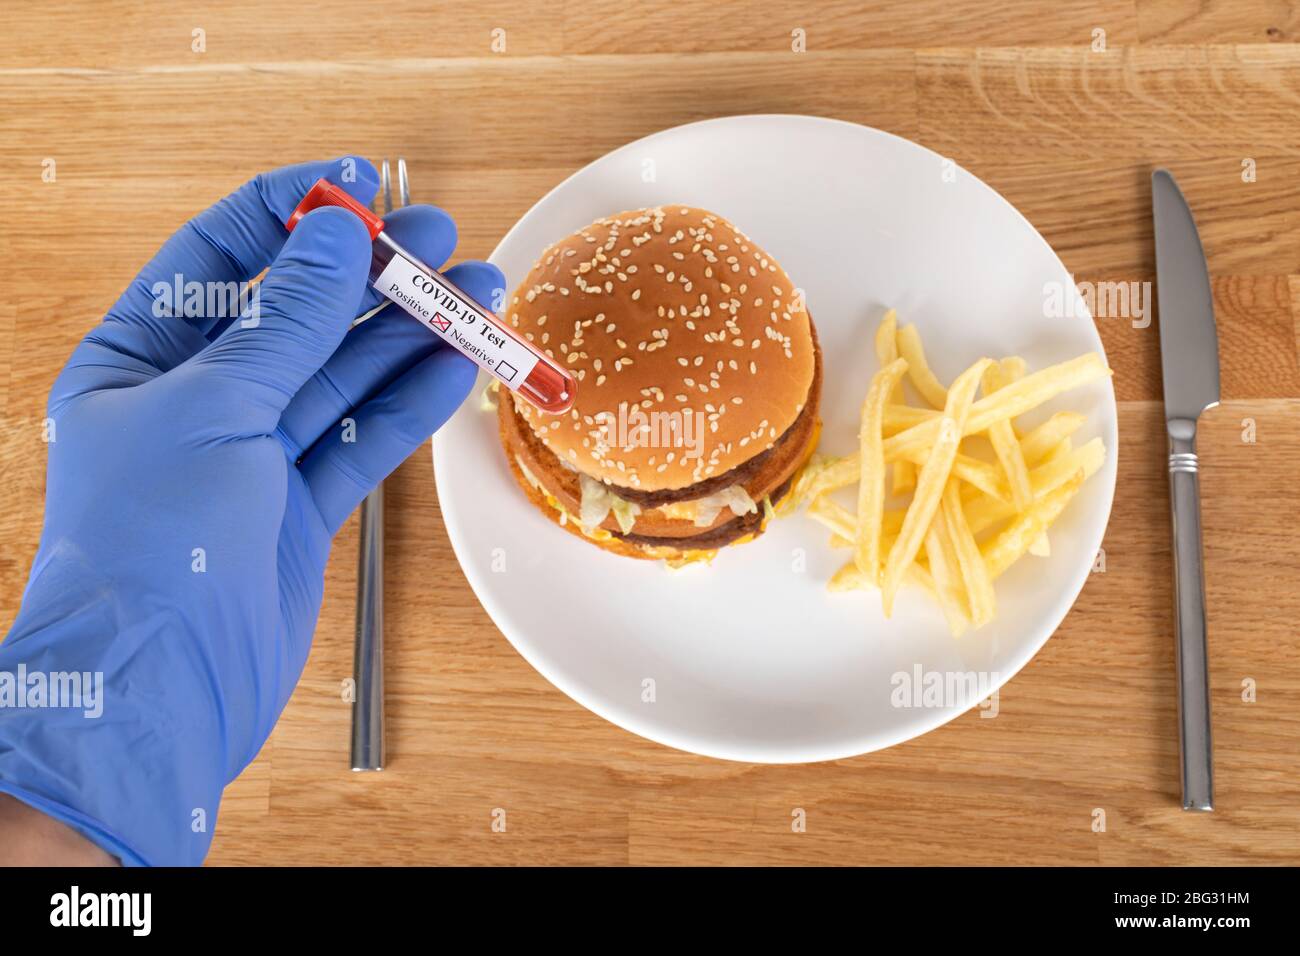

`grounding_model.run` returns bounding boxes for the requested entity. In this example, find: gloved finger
[297,347,478,534]
[49,158,379,409]
[355,204,458,316]
[191,206,373,427]
[277,258,503,459]
[205,201,456,345]
[107,156,378,337]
